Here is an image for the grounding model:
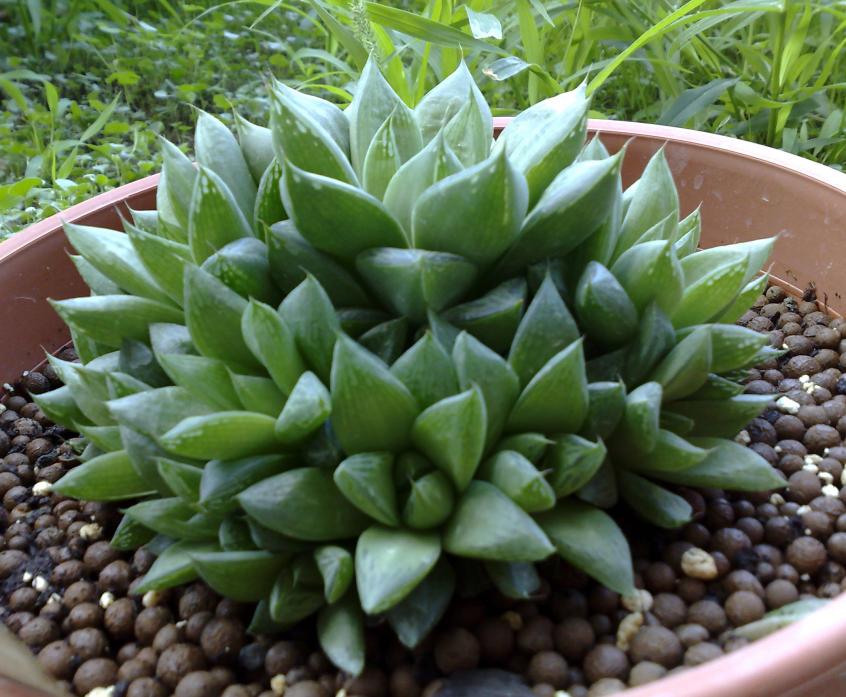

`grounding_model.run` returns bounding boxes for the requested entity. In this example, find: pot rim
[3,120,846,697]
